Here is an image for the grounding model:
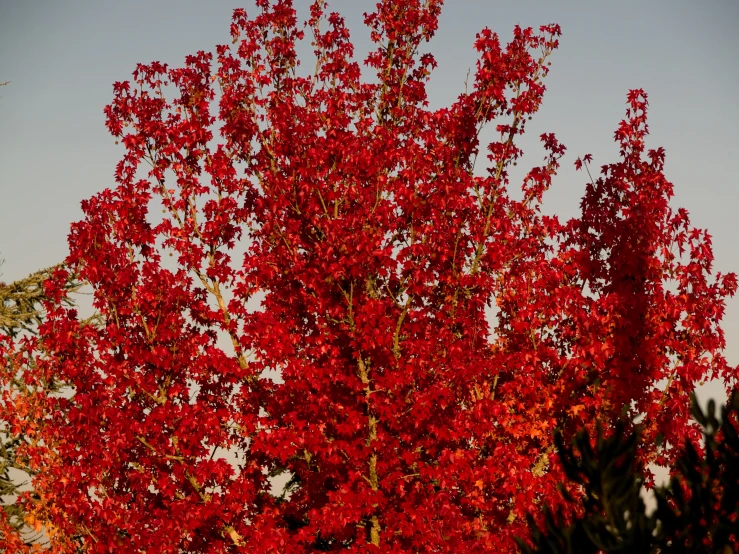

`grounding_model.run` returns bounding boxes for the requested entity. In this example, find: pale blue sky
[1,0,738,403]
